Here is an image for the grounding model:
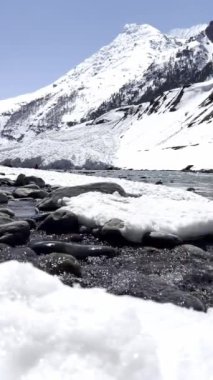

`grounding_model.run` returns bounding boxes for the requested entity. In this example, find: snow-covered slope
[0,21,213,170]
[1,78,213,170]
[168,24,208,39]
